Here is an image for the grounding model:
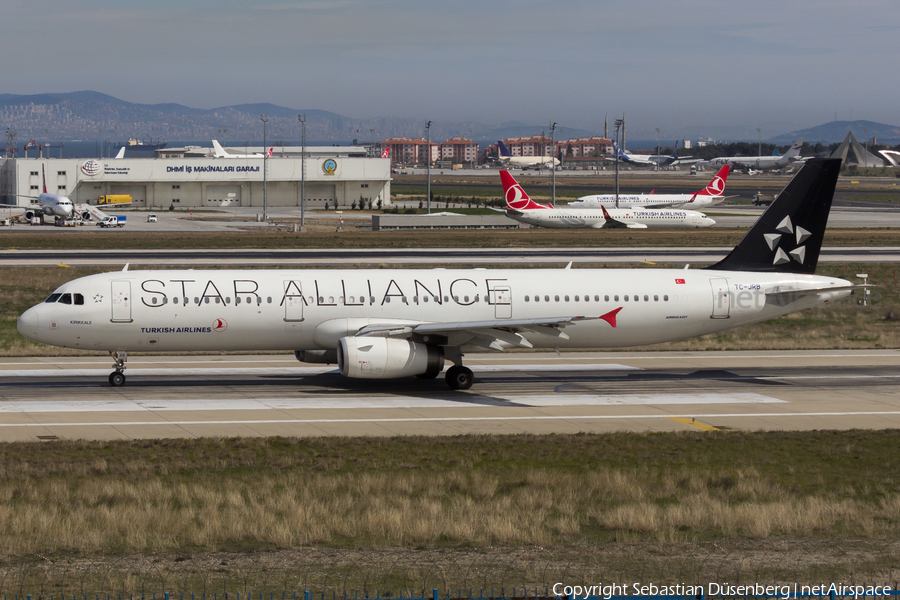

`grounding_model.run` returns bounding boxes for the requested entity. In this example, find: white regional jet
[18,159,857,391]
[695,138,804,174]
[499,171,715,229]
[570,165,731,210]
[0,165,74,221]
